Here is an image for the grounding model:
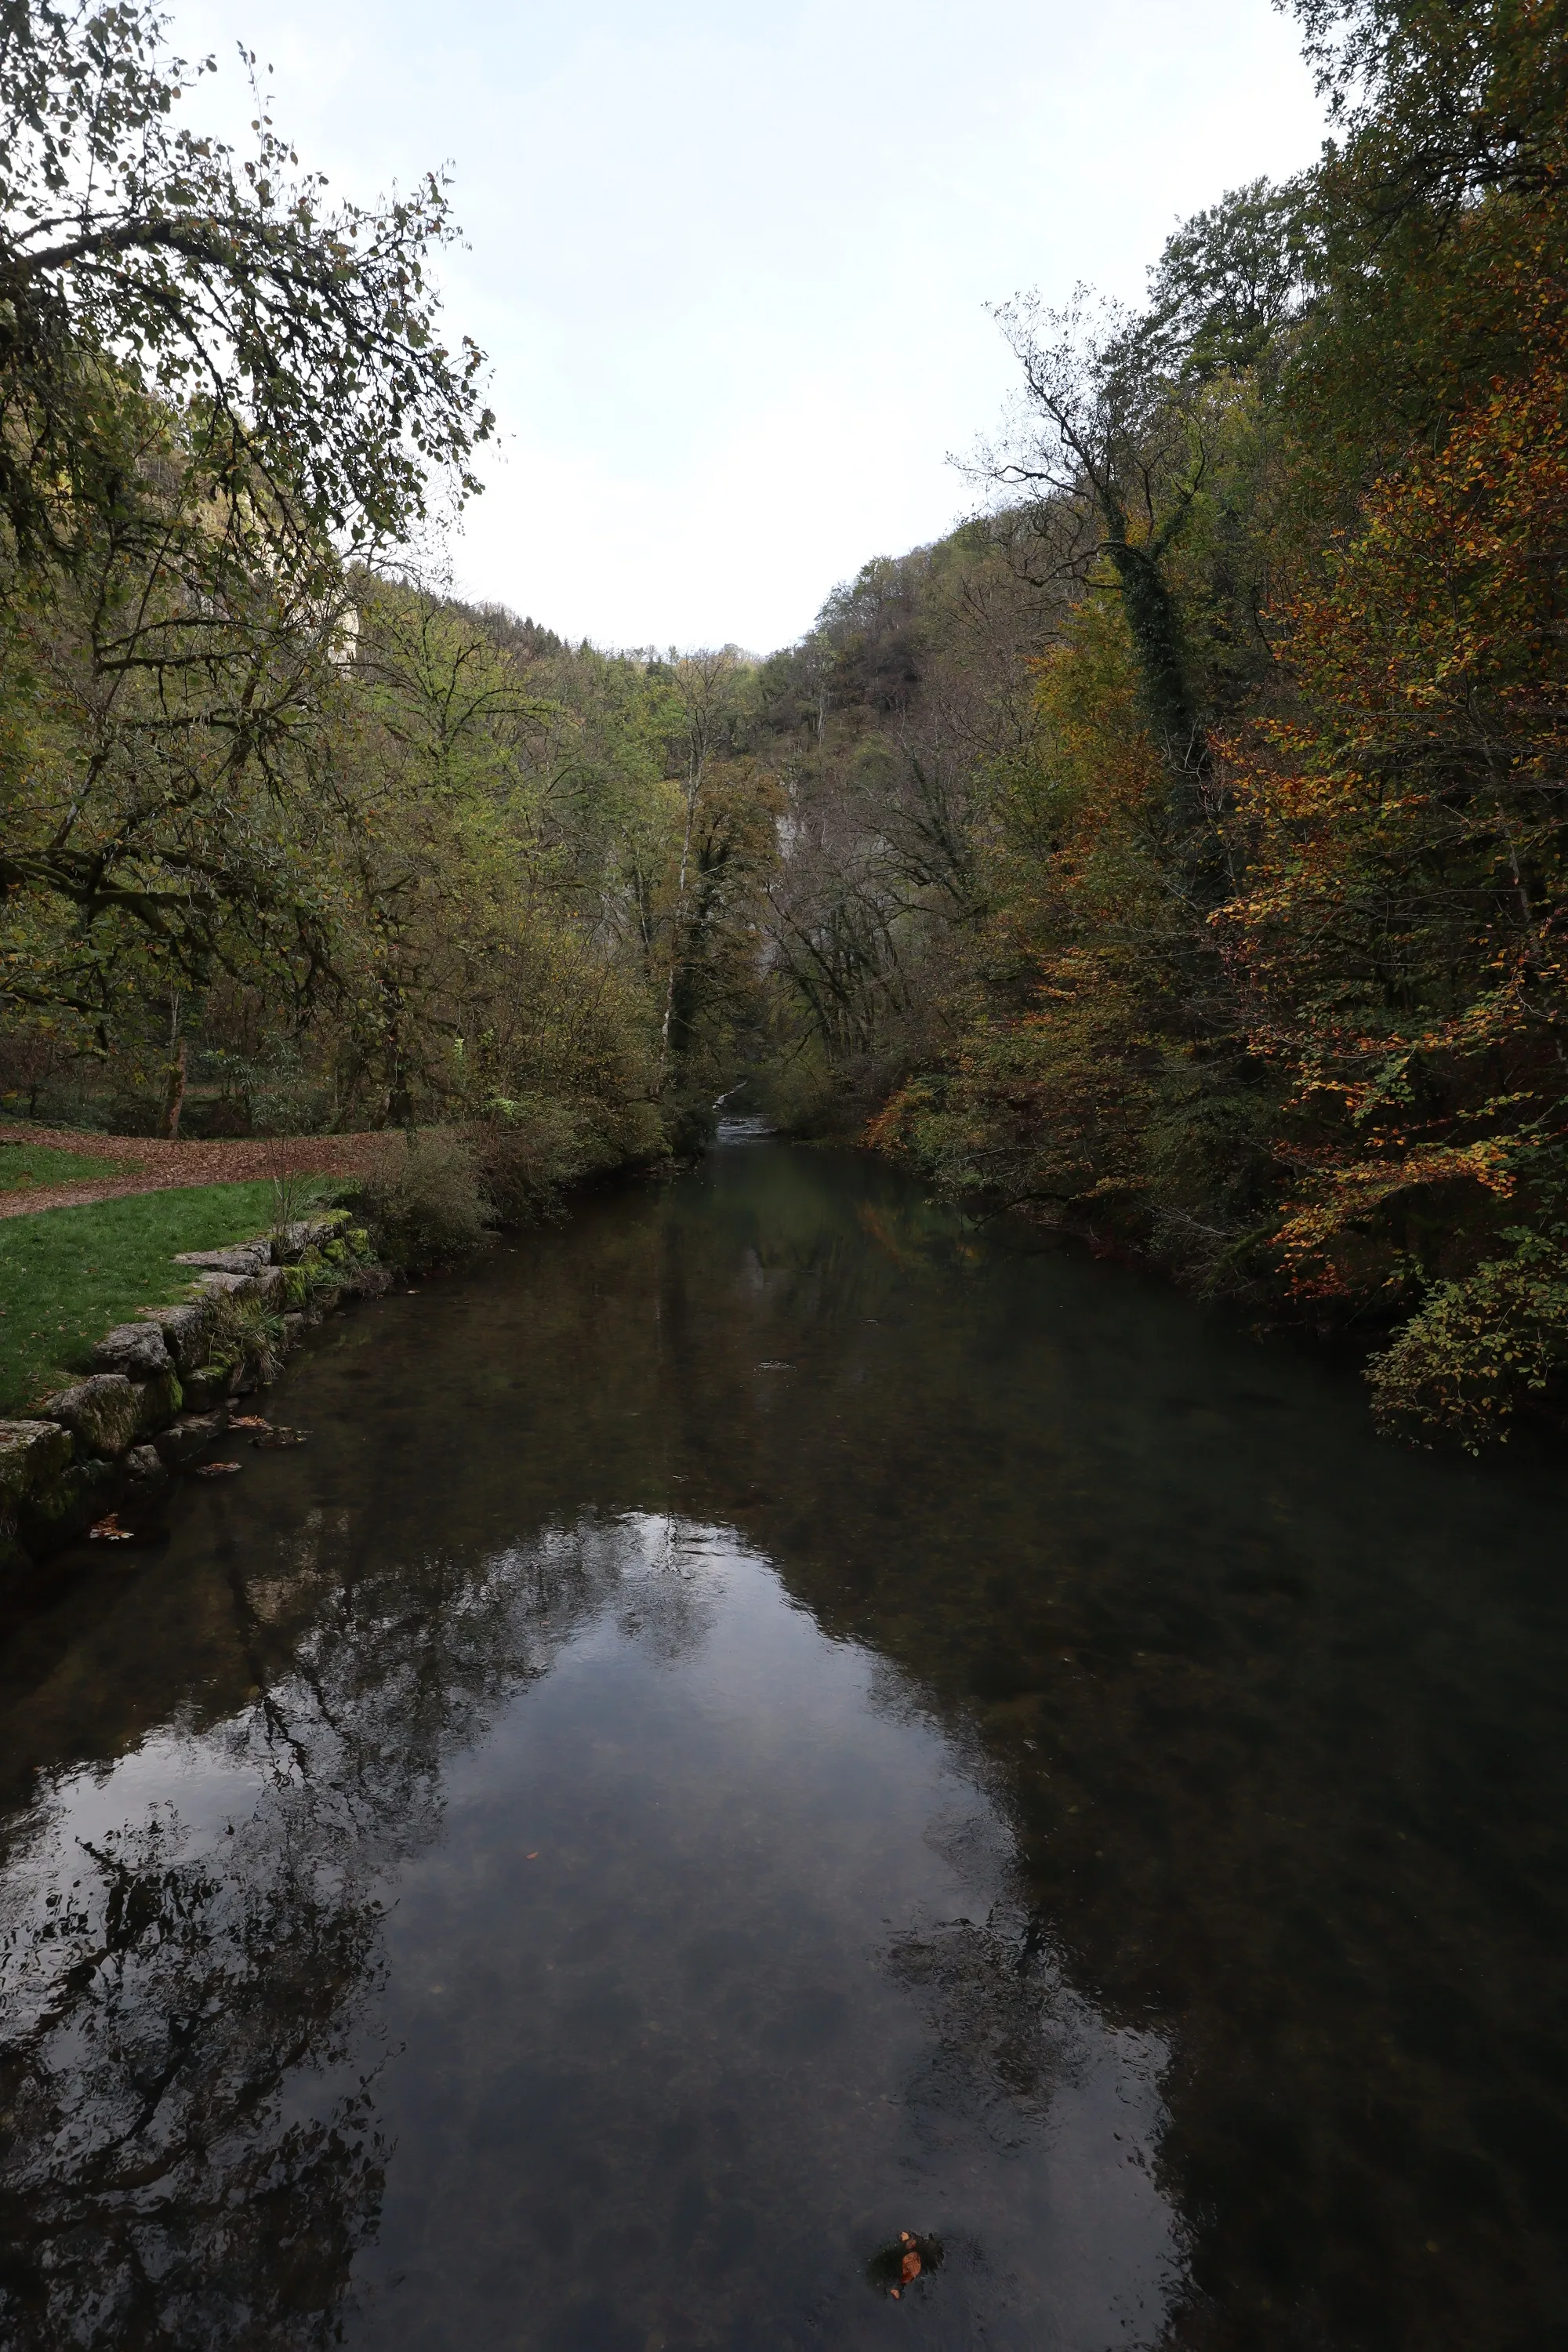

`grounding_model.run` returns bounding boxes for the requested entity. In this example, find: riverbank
[0,1107,672,1577]
[0,1183,314,1411]
[0,1204,386,1573]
